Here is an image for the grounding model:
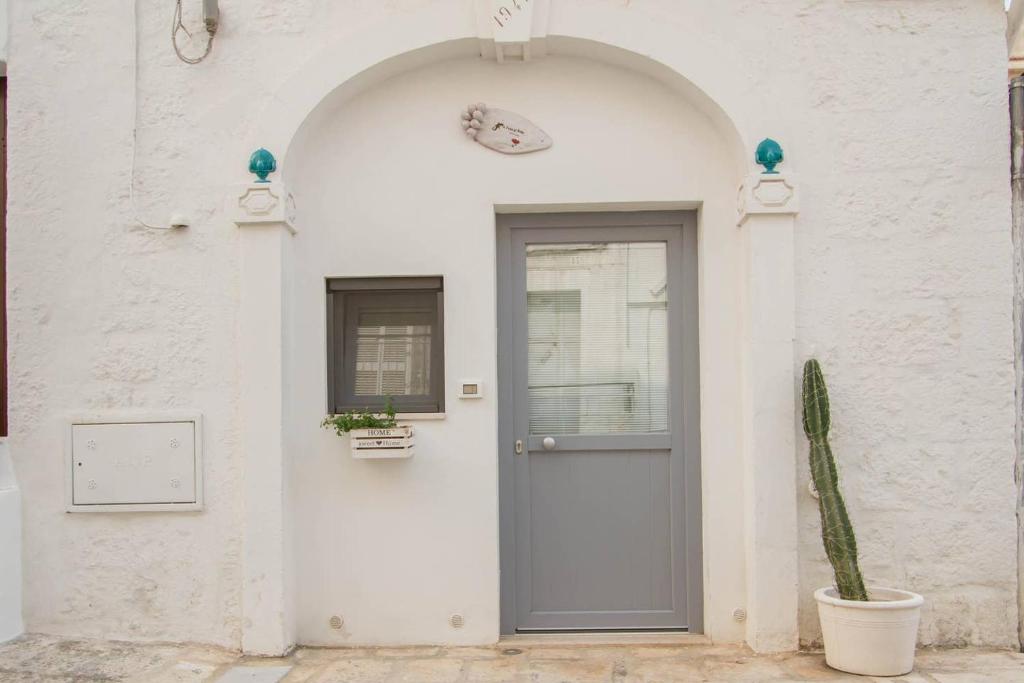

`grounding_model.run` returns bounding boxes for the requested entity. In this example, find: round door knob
[542,437,556,450]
